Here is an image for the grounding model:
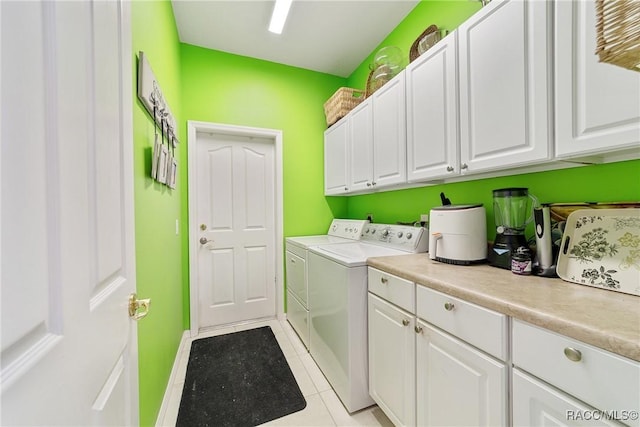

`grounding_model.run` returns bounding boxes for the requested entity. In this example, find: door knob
[200,237,211,245]
[128,293,151,320]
